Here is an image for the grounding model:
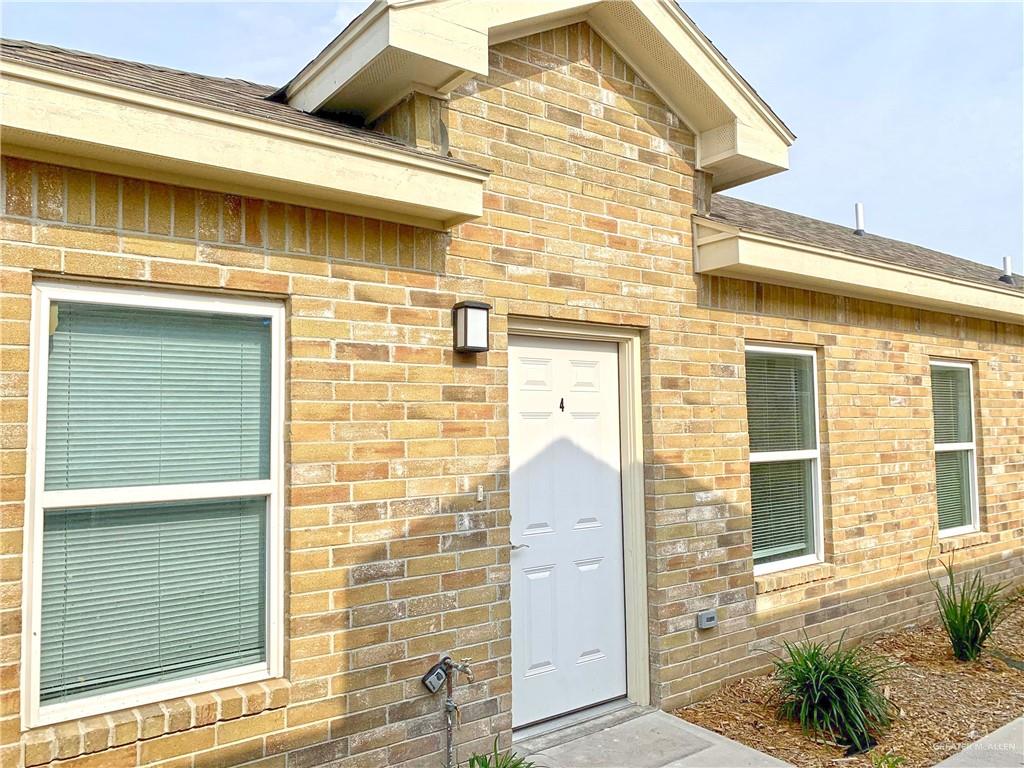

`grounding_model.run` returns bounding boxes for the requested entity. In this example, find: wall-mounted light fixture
[452,301,491,353]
